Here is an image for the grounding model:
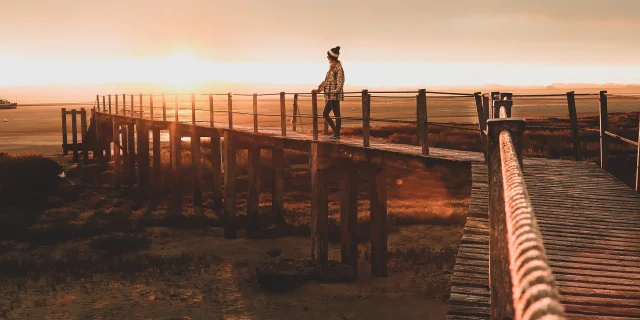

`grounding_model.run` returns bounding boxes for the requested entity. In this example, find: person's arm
[318,80,325,92]
[336,67,344,93]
